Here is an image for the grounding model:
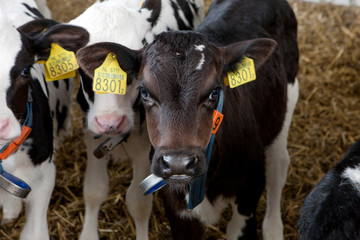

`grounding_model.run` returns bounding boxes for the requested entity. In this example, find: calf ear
[219,38,277,74]
[17,18,59,37]
[76,42,140,79]
[19,20,89,61]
